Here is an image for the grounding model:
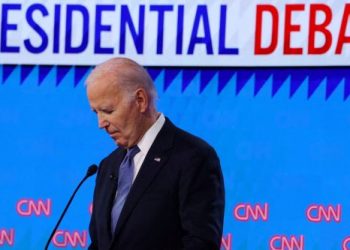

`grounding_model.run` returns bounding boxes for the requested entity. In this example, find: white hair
[86,57,158,108]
